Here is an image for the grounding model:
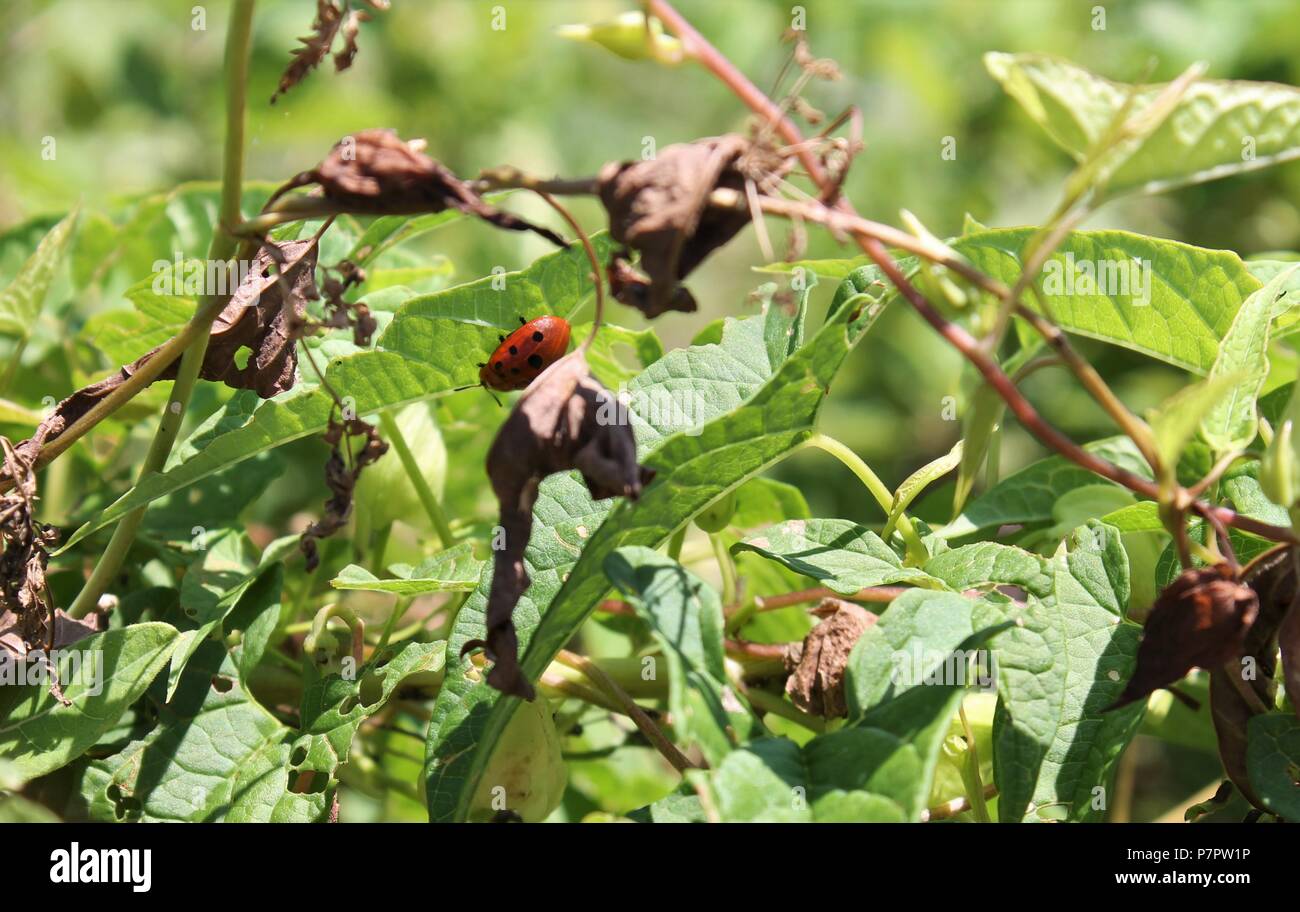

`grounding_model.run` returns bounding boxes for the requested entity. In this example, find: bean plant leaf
[0,623,178,780]
[990,522,1145,822]
[986,52,1300,198]
[885,440,962,537]
[731,519,946,594]
[604,546,757,765]
[423,284,881,822]
[1200,264,1300,452]
[0,207,79,339]
[332,542,484,595]
[1246,713,1300,821]
[70,640,325,823]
